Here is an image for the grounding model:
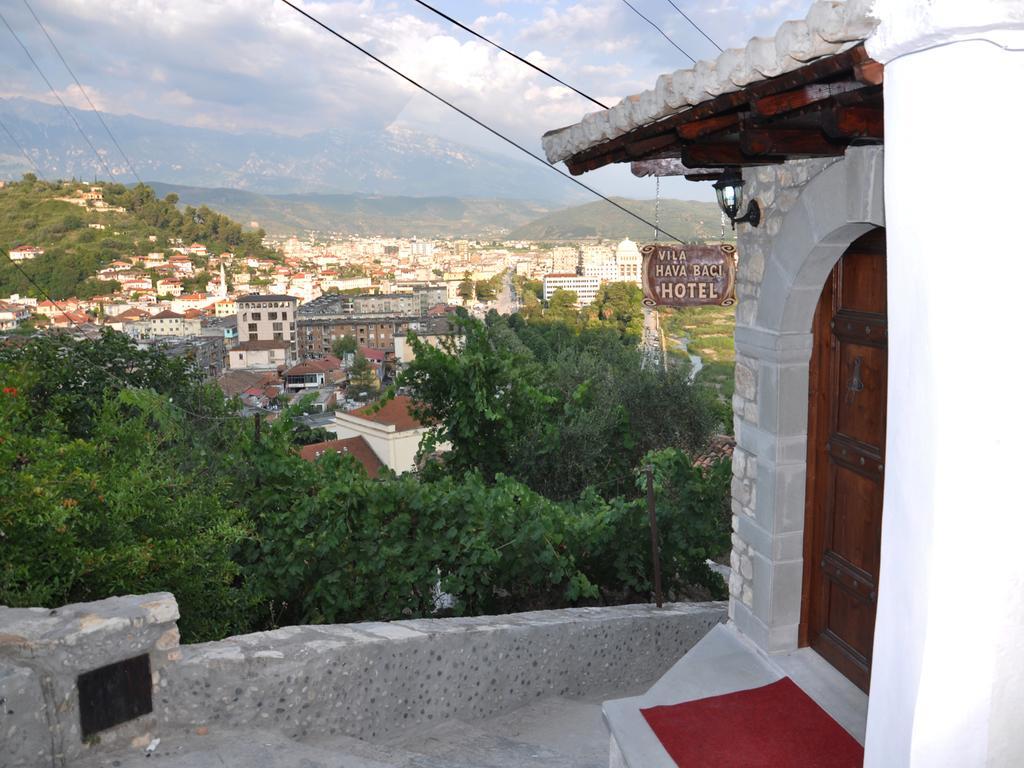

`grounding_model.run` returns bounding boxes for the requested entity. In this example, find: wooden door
[800,228,887,693]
